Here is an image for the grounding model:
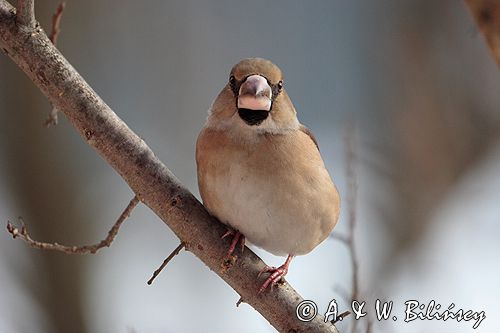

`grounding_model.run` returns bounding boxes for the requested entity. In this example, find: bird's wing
[299,124,319,151]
